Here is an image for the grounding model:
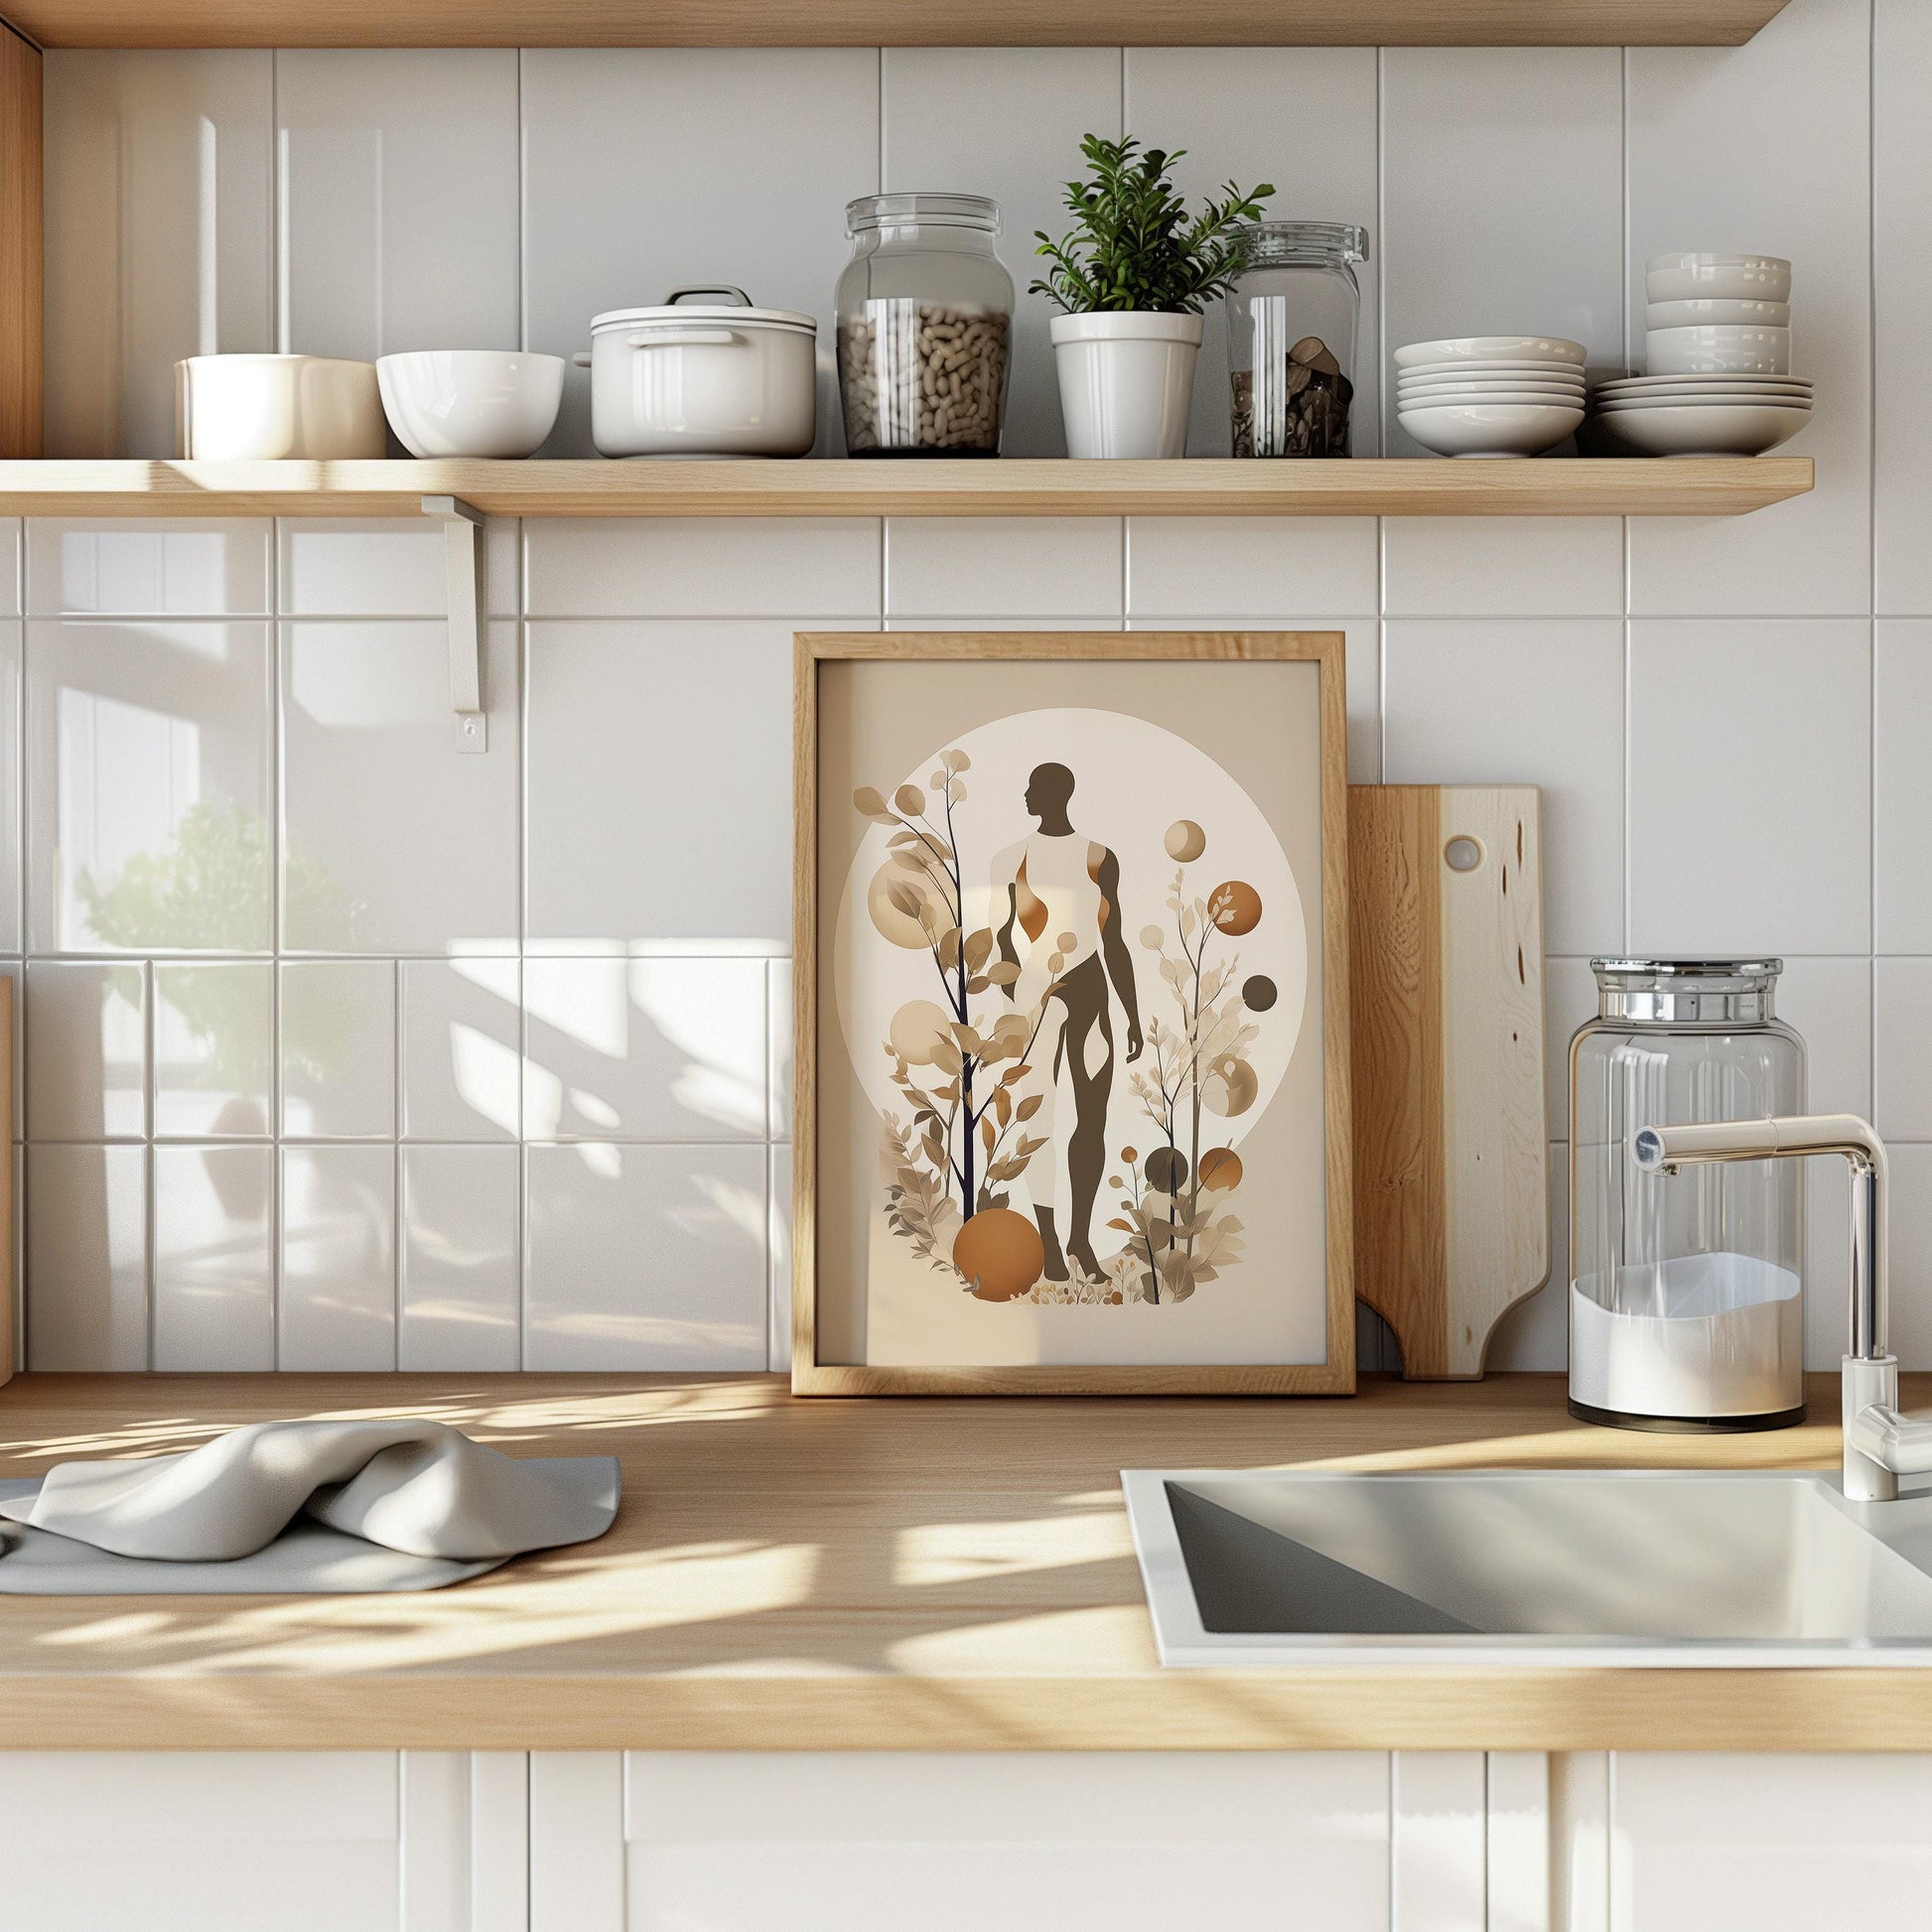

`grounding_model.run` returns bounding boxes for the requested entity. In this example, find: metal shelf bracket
[422,494,485,753]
